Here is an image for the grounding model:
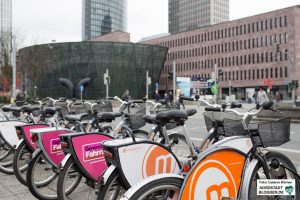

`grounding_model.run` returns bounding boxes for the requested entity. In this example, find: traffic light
[168,71,173,80]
